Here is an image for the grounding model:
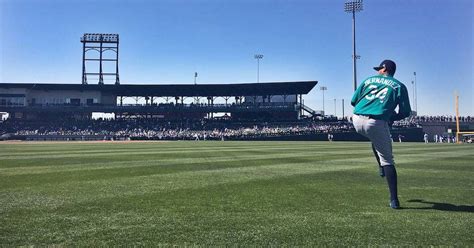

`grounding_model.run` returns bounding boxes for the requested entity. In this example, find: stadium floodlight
[81,33,119,43]
[344,0,363,12]
[254,54,264,83]
[344,0,363,91]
